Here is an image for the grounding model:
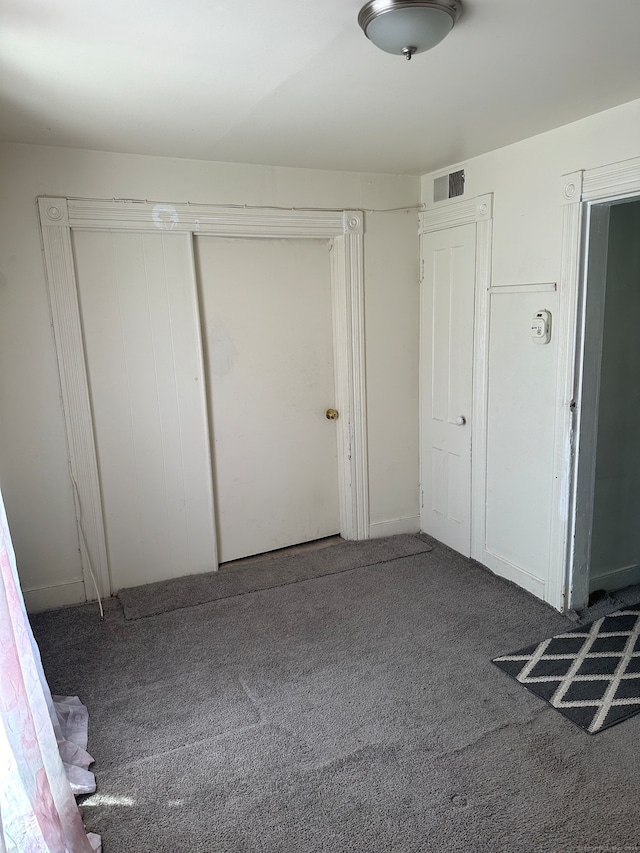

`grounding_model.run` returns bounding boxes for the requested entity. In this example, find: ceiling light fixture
[358,0,462,60]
